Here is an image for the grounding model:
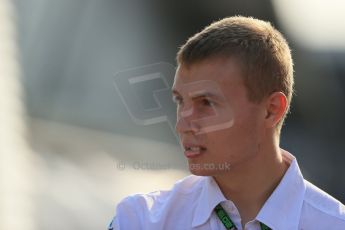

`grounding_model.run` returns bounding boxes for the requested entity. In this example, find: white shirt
[109,151,345,229]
